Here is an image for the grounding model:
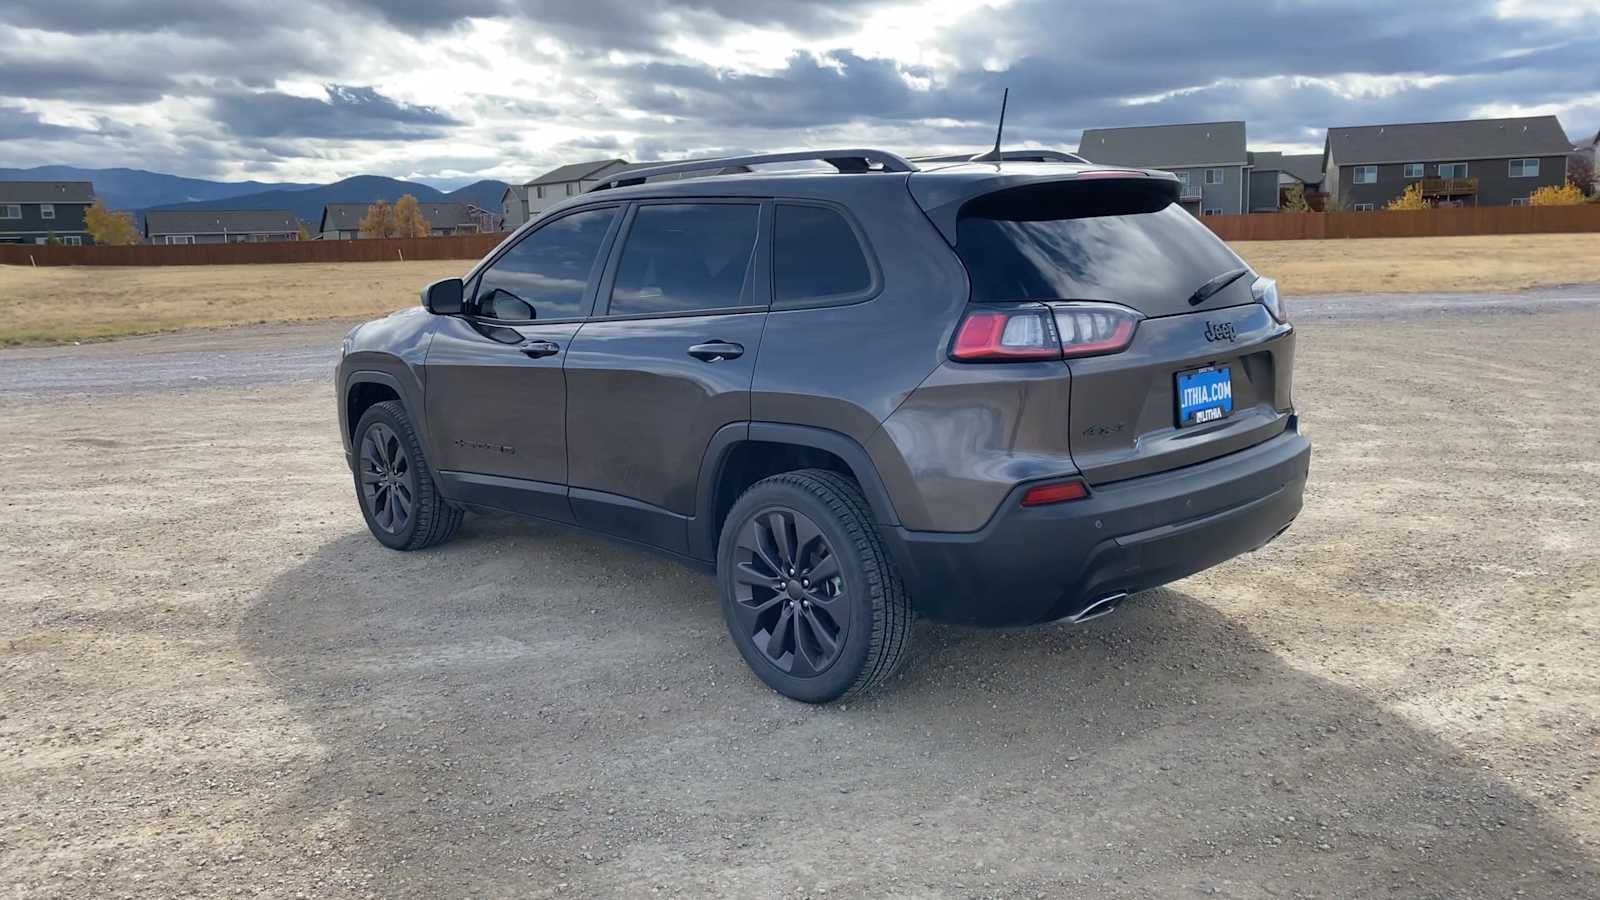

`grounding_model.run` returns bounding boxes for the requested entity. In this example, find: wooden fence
[3,204,1598,266]
[0,233,506,267]
[1202,204,1600,241]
